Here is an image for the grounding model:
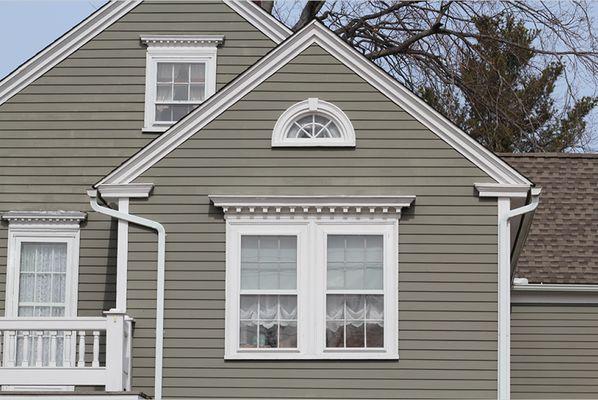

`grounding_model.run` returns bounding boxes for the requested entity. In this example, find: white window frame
[271,98,356,147]
[5,224,81,319]
[224,217,398,360]
[141,35,223,133]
